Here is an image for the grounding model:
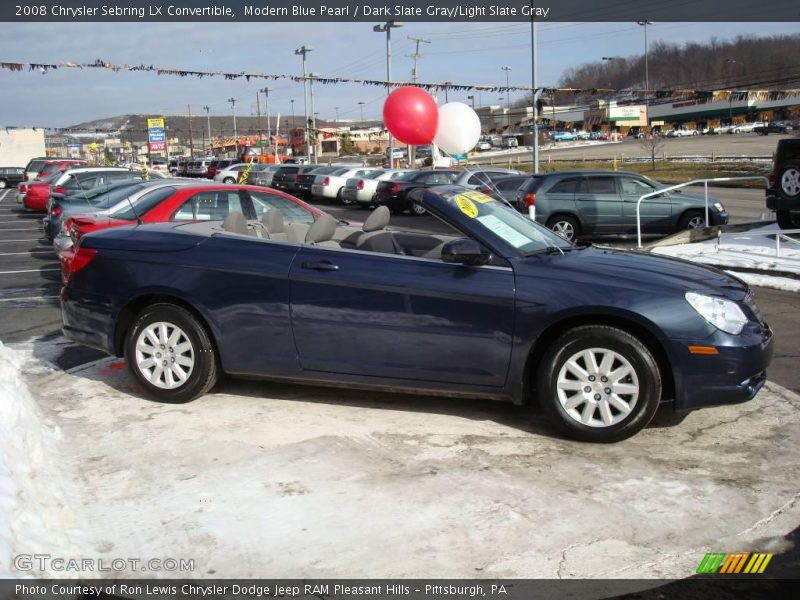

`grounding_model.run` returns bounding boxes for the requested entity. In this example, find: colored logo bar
[696,552,773,574]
